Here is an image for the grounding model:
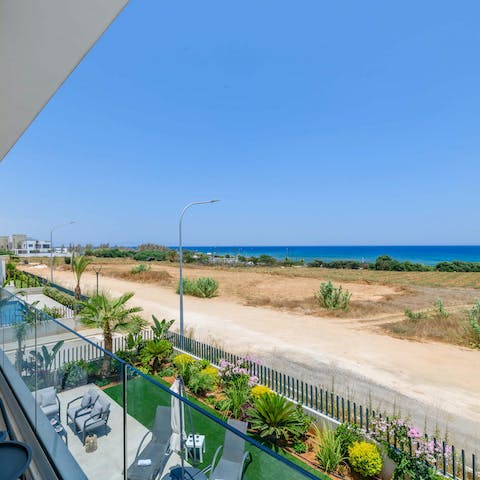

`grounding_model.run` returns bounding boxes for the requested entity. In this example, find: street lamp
[93,265,102,295]
[178,200,220,349]
[50,221,75,282]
